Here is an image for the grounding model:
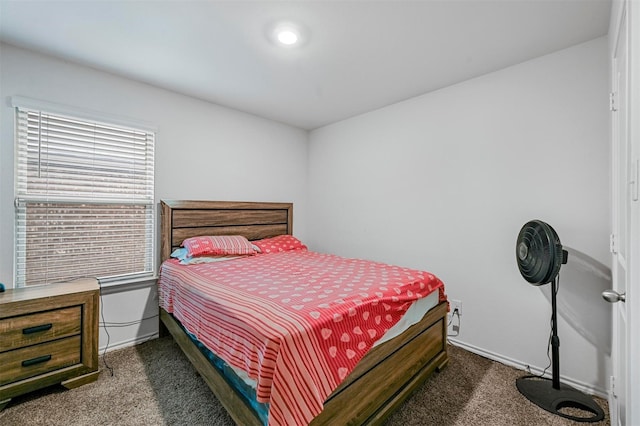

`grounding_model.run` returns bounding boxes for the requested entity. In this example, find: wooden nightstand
[0,278,100,410]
